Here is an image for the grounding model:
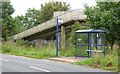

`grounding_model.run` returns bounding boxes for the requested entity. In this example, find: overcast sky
[10,0,96,17]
